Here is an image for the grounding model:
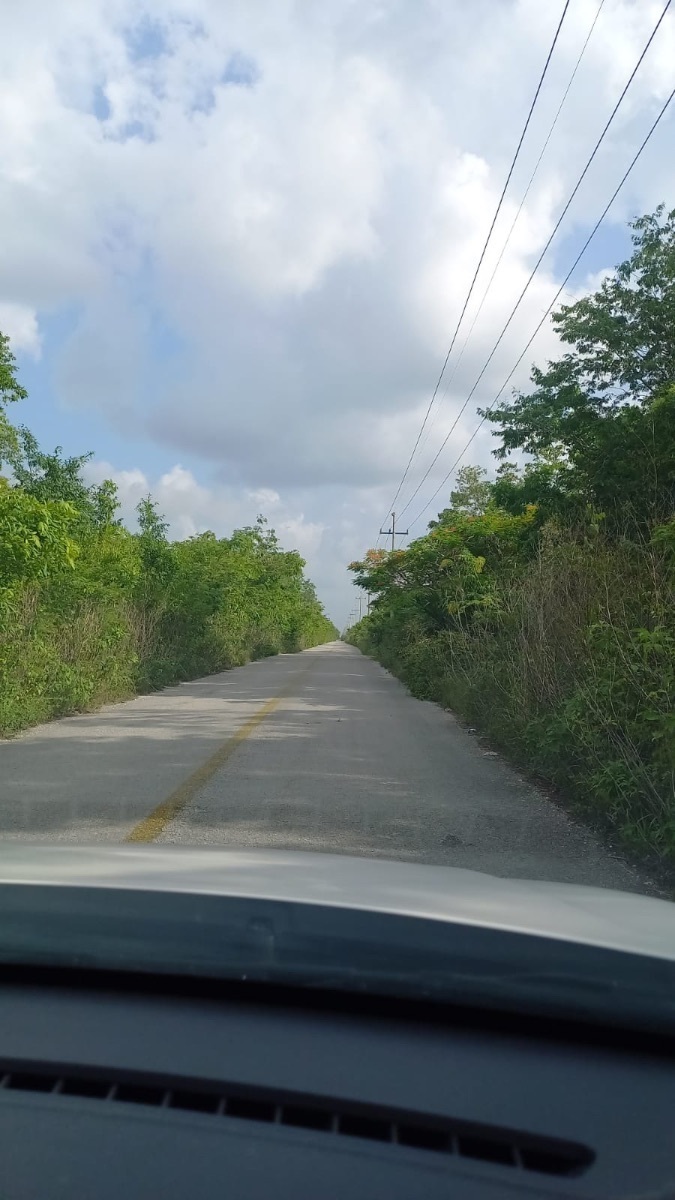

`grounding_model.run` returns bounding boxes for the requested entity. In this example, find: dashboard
[1,972,674,1199]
